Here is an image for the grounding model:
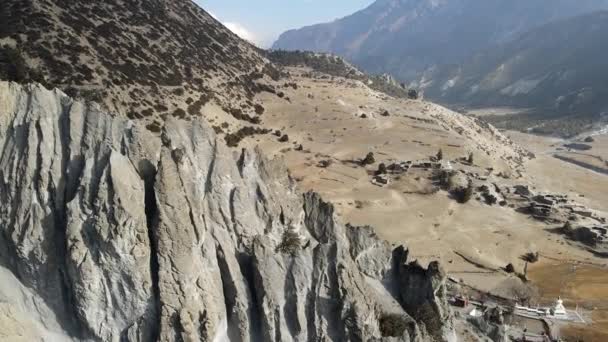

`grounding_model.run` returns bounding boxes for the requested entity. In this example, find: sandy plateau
[231,67,608,340]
